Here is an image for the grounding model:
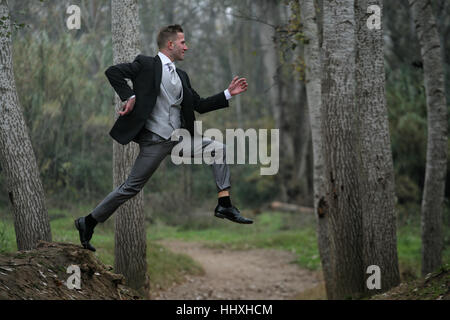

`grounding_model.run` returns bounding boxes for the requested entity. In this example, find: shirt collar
[158,52,174,68]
